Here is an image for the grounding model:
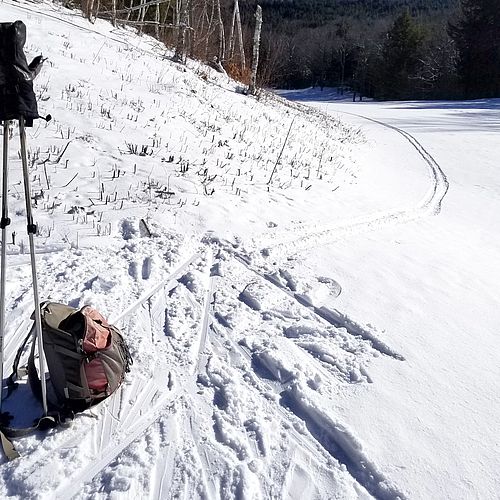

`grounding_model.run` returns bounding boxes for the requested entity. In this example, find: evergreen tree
[378,10,425,99]
[449,0,500,98]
